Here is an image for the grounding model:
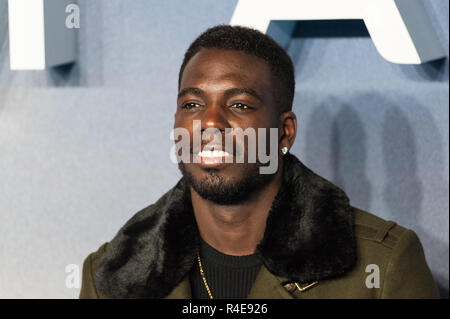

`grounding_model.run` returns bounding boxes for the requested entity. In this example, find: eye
[230,103,249,110]
[182,102,202,109]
